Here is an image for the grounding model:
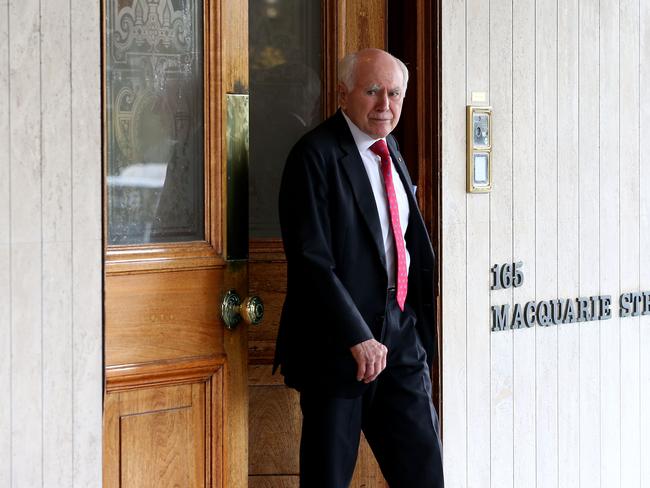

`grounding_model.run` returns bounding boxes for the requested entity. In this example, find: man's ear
[337,82,348,109]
